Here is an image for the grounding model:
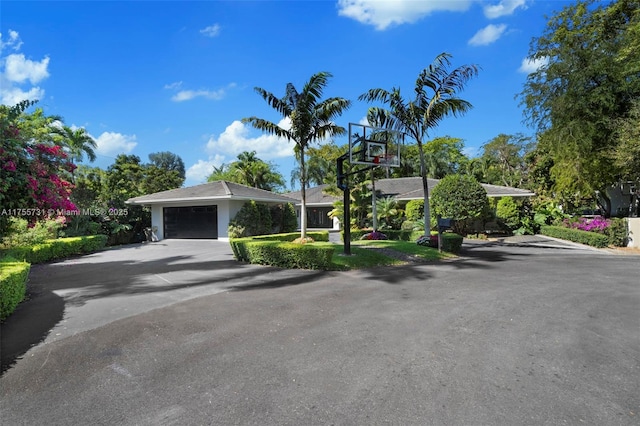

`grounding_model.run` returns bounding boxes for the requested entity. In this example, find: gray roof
[284,177,535,205]
[126,180,298,205]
